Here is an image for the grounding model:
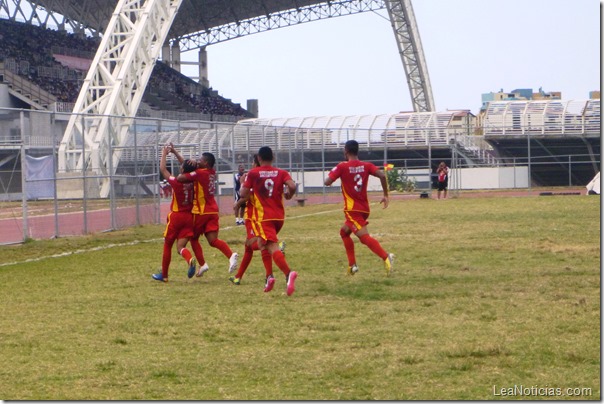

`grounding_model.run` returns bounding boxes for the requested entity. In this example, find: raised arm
[169,142,185,164]
[159,145,171,180]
